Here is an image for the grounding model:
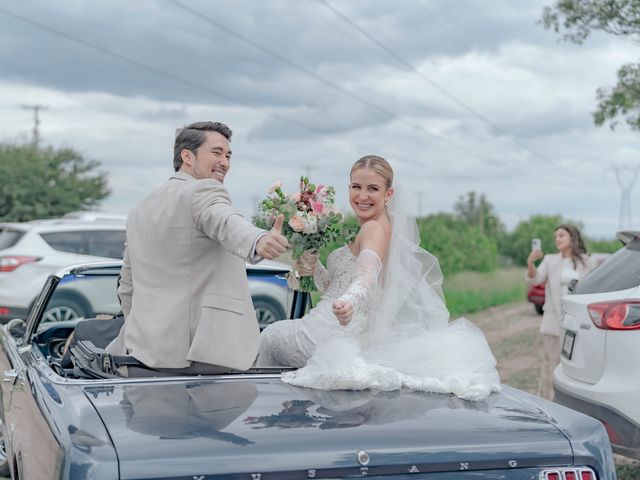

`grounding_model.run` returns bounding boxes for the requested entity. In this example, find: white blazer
[527,253,597,337]
[108,171,265,370]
